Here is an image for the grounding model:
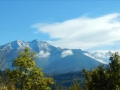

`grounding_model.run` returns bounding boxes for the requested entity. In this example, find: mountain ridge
[0,39,107,74]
